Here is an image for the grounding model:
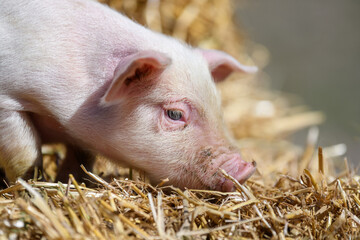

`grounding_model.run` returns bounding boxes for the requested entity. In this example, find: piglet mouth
[216,158,256,192]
